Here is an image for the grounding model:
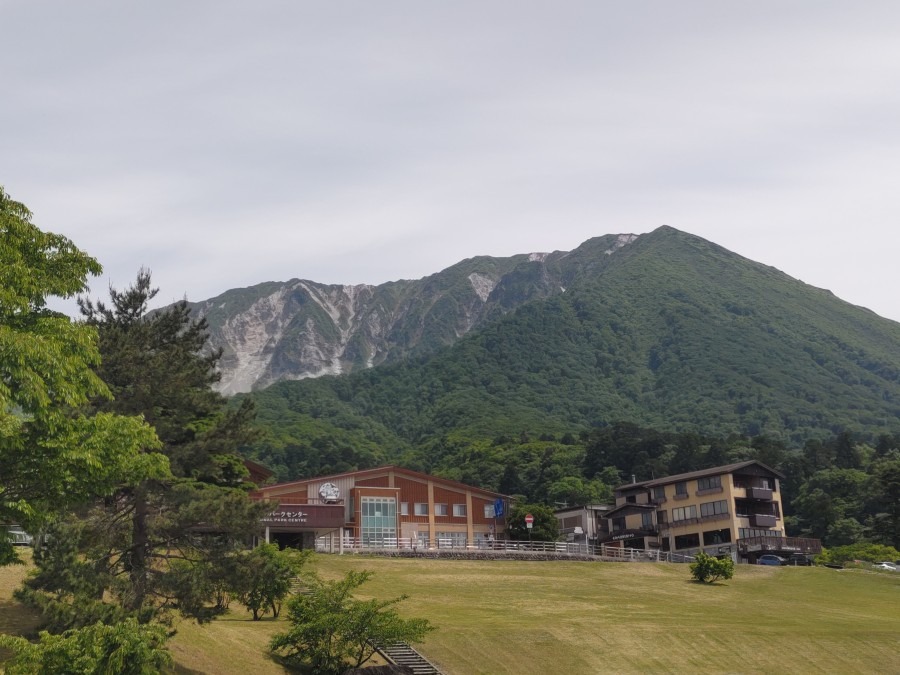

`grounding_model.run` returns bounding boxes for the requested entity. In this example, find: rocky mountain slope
[189,233,639,394]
